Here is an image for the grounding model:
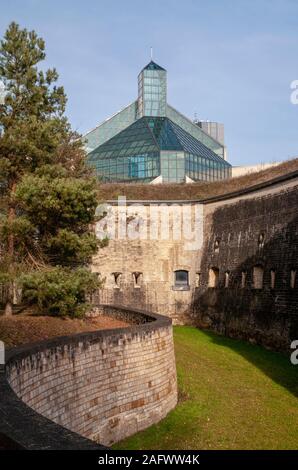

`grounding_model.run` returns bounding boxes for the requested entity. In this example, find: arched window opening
[195,272,201,288]
[174,270,189,287]
[253,265,264,289]
[208,267,219,288]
